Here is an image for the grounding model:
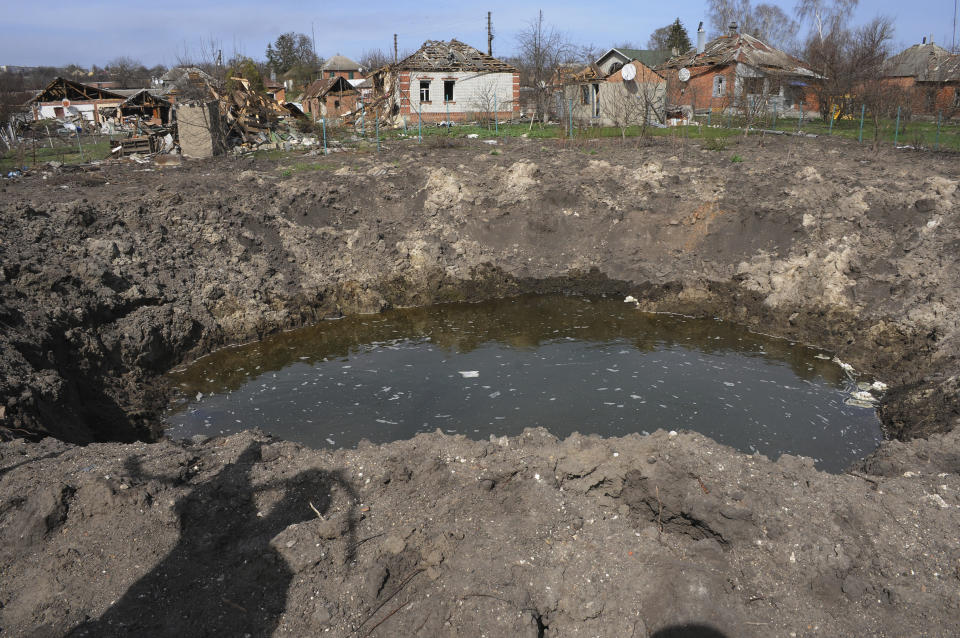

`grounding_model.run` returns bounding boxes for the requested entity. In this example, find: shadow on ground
[66,441,356,637]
